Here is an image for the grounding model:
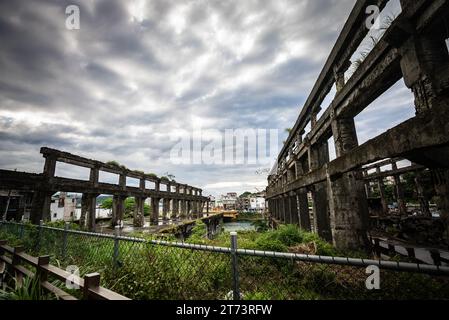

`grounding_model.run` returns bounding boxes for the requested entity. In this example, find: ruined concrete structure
[0,148,209,231]
[266,0,449,250]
